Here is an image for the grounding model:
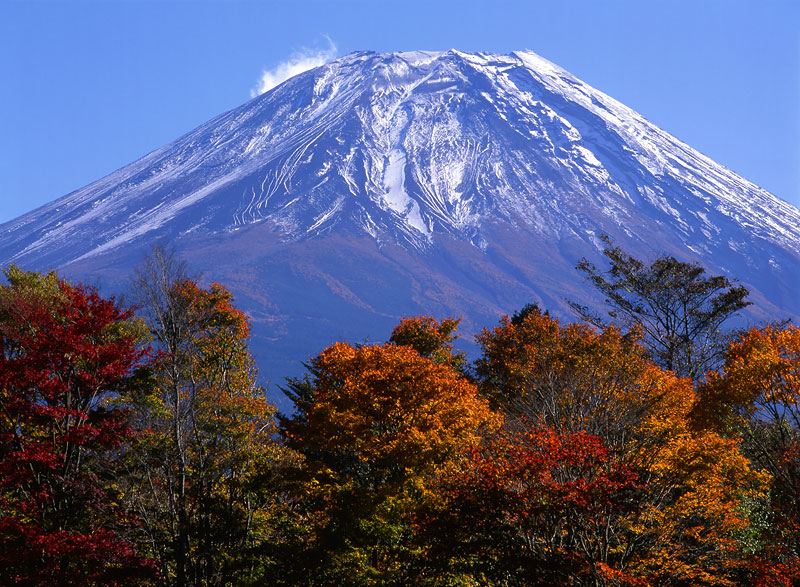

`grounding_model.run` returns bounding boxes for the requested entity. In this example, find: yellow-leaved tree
[121,248,299,587]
